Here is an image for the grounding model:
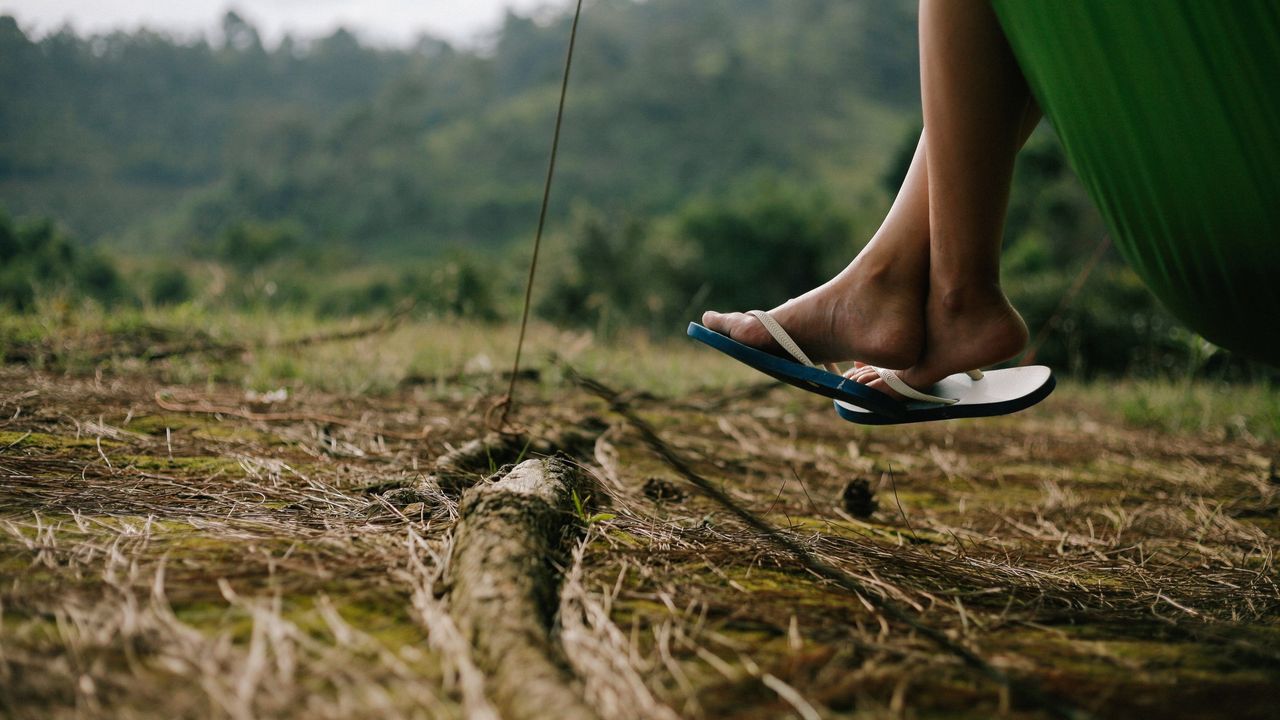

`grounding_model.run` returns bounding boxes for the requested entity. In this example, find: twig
[264,301,414,353]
